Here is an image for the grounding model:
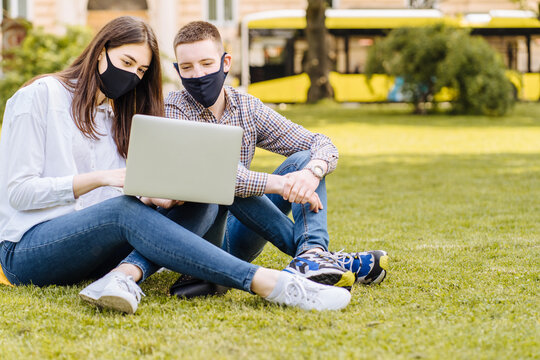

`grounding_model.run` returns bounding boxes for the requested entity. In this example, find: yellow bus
[240,9,540,103]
